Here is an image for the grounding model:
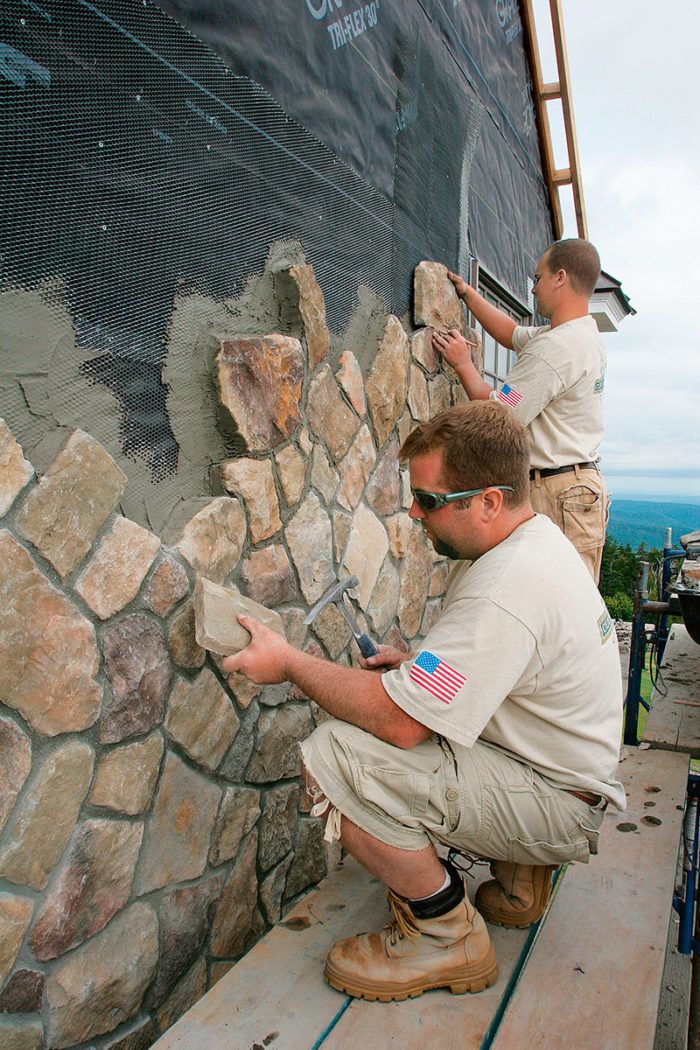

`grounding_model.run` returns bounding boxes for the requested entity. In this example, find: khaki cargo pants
[529,465,609,584]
